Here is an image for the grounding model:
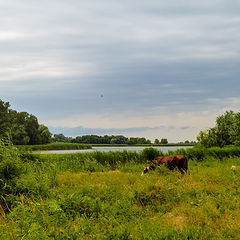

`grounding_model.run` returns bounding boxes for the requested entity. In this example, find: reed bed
[16,142,92,151]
